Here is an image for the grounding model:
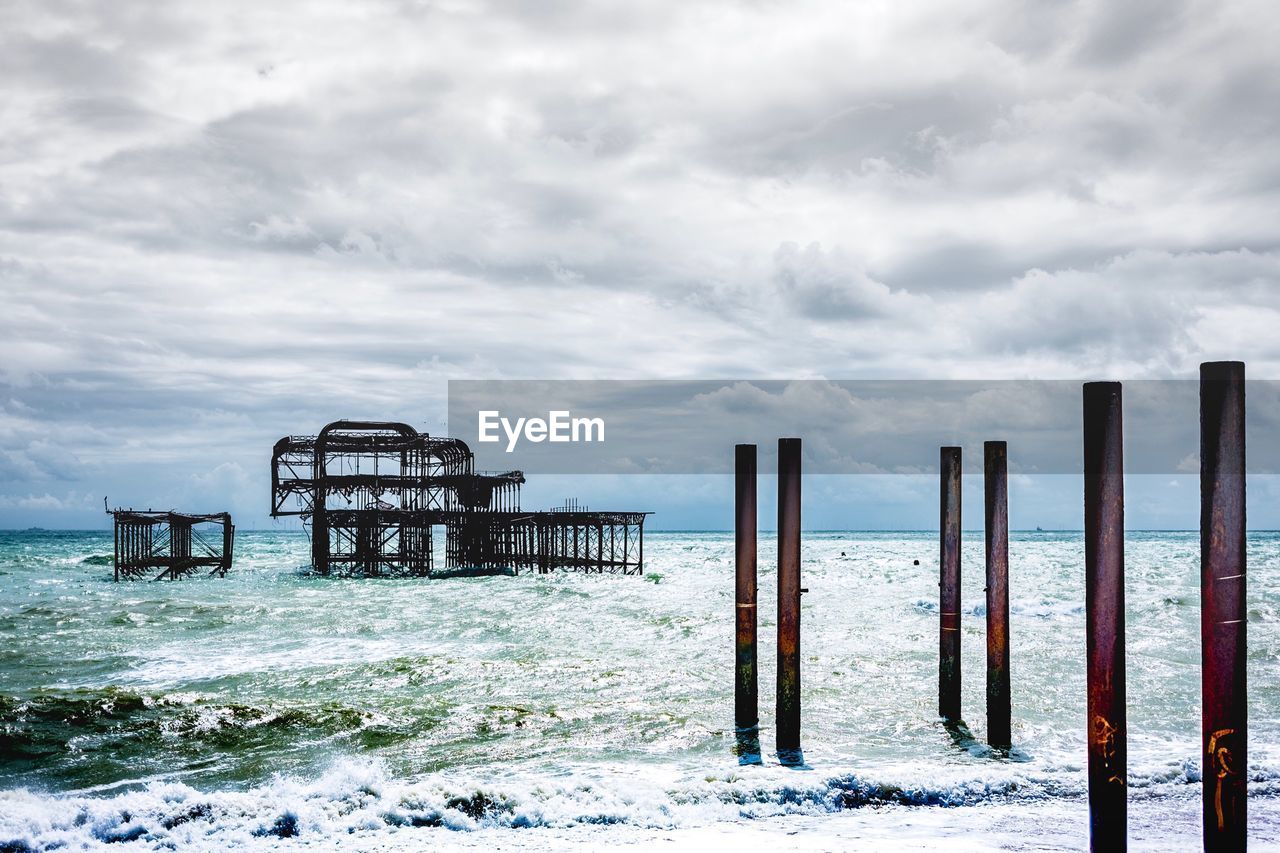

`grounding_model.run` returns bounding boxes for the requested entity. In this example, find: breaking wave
[0,691,417,793]
[3,759,1279,850]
